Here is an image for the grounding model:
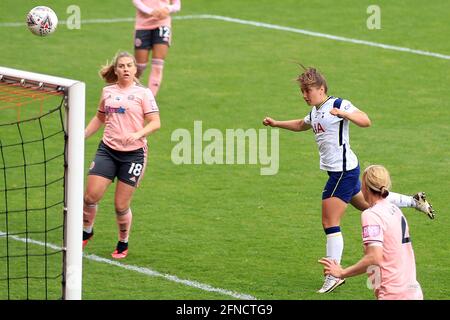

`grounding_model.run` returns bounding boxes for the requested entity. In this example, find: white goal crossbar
[0,66,85,300]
